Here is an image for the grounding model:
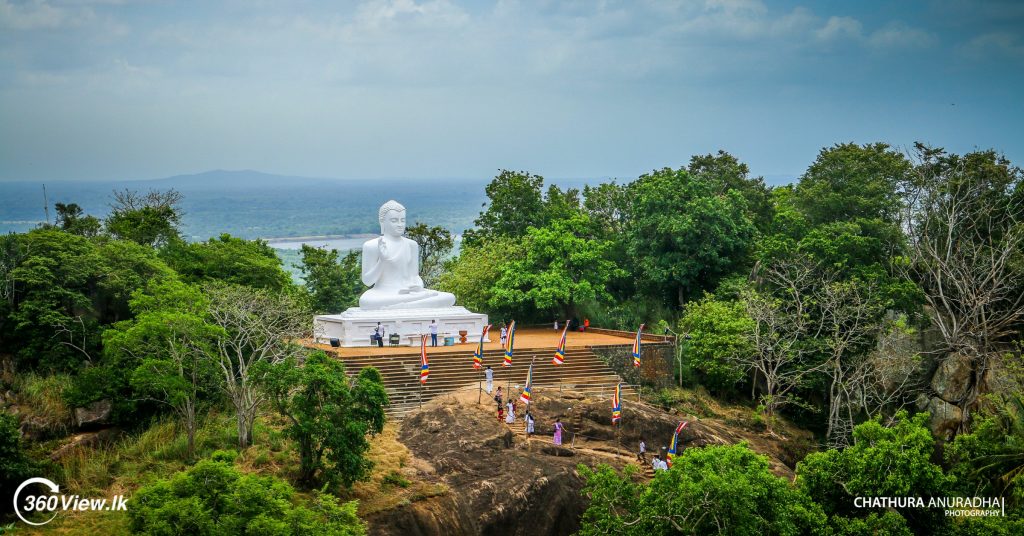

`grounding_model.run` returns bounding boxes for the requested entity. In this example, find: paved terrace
[302,326,656,357]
